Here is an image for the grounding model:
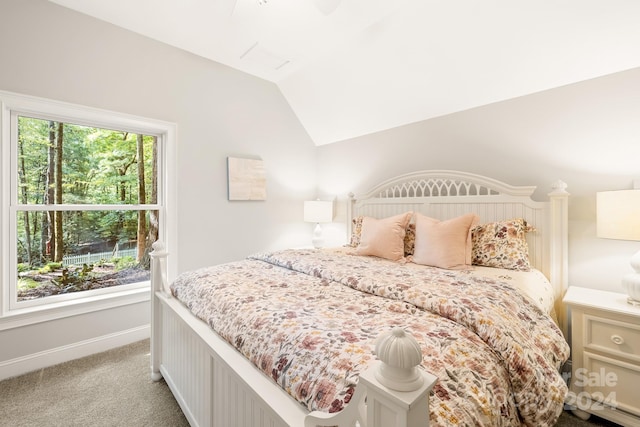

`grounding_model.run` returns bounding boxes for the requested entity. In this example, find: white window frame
[0,91,177,328]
